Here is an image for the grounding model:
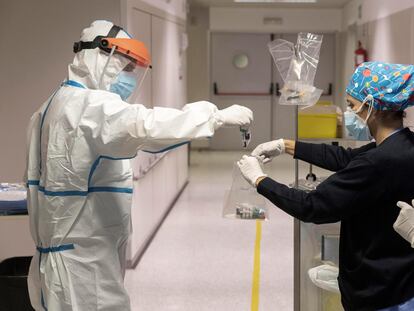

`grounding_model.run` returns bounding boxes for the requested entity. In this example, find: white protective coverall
[25,20,252,311]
